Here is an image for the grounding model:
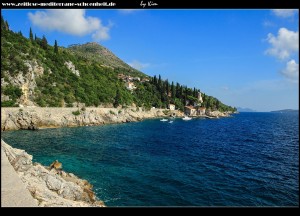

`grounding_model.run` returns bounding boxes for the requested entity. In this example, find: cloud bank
[28,9,111,41]
[265,28,299,60]
[281,59,299,83]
